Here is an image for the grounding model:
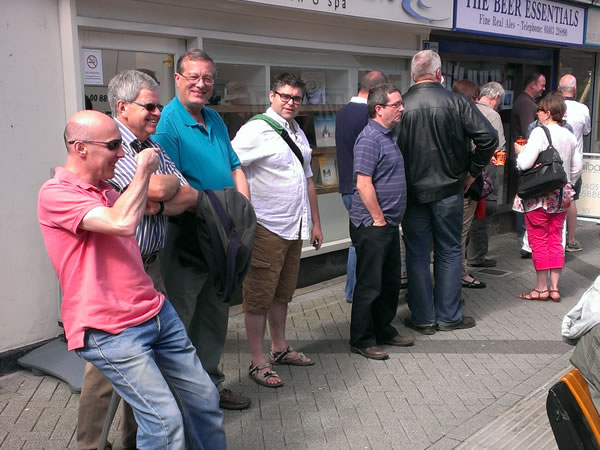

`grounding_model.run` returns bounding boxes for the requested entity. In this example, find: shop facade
[432,0,600,220]
[1,0,453,356]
